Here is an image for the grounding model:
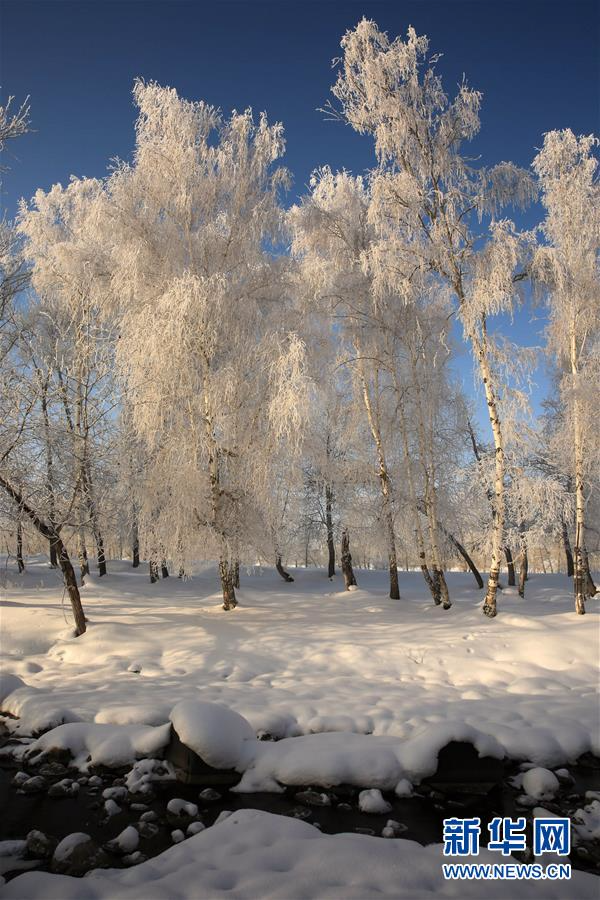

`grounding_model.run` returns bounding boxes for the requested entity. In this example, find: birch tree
[533,130,600,614]
[290,169,403,599]
[329,19,535,616]
[106,81,306,609]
